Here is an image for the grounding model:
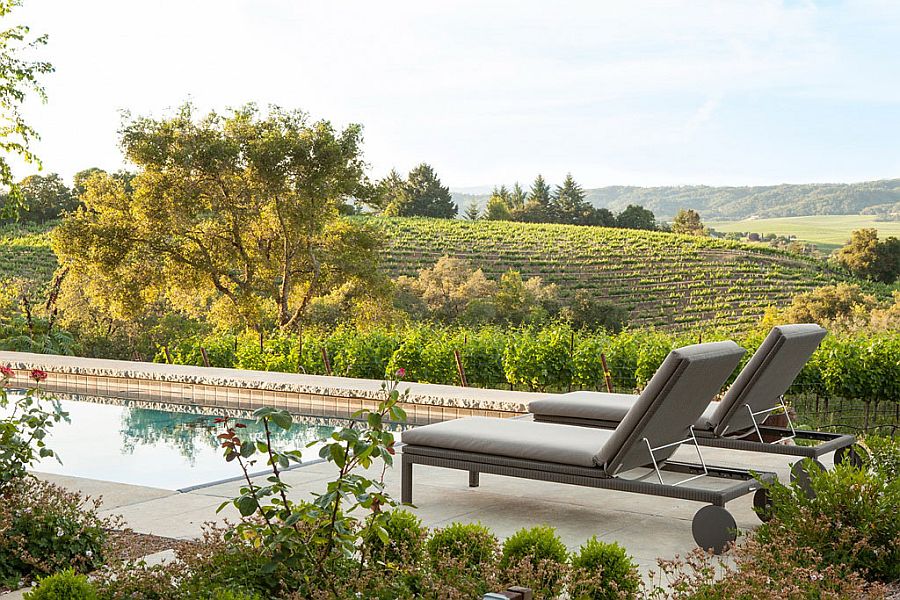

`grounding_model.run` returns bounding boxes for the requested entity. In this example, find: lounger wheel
[752,487,774,523]
[790,459,825,498]
[692,505,737,554]
[834,444,869,469]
